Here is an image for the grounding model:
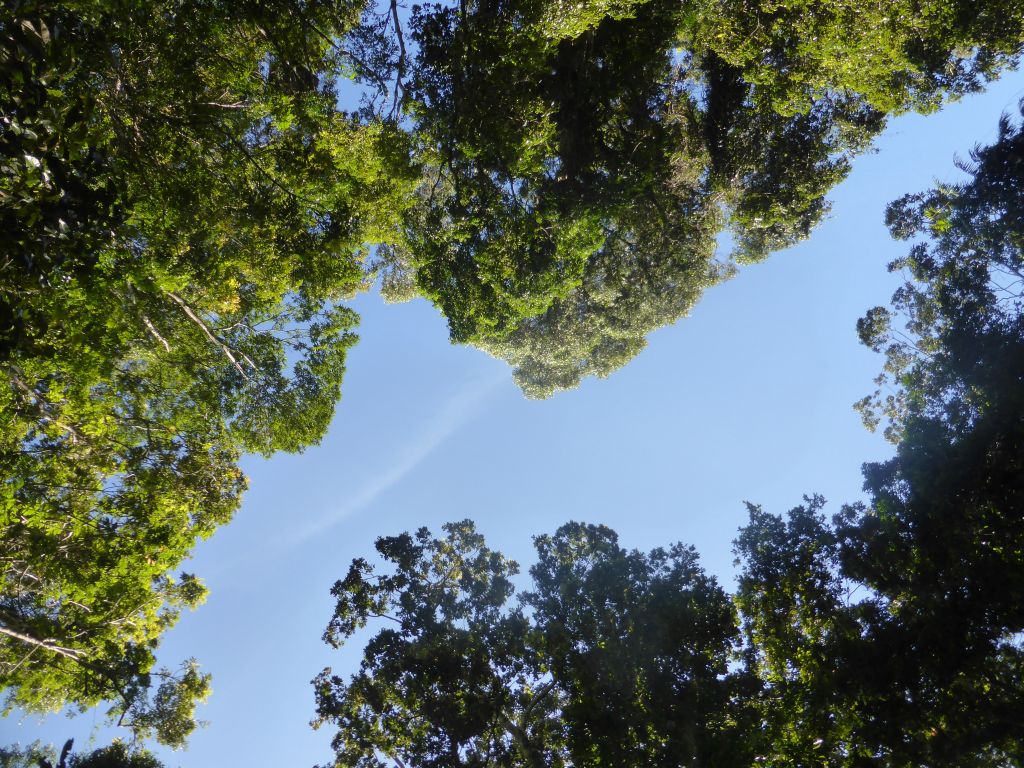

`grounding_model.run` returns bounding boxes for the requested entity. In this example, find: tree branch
[0,623,89,664]
[522,678,557,717]
[166,292,249,380]
[142,314,171,351]
[389,0,408,119]
[498,714,545,768]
